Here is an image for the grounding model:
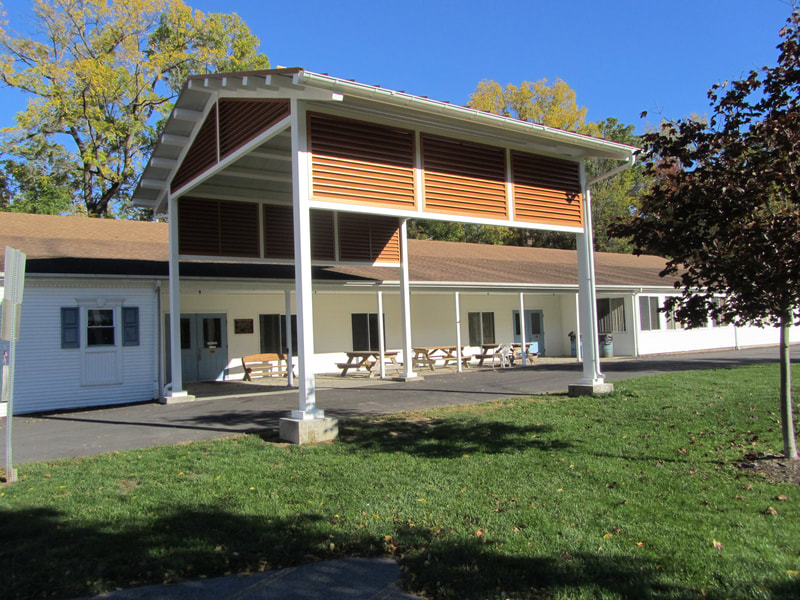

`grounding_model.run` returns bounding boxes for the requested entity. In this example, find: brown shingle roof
[0,213,675,289]
[0,213,168,263]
